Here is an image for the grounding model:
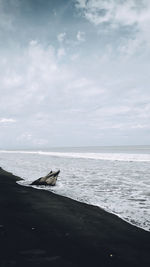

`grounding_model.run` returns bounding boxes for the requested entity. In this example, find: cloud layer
[75,0,149,27]
[0,0,150,148]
